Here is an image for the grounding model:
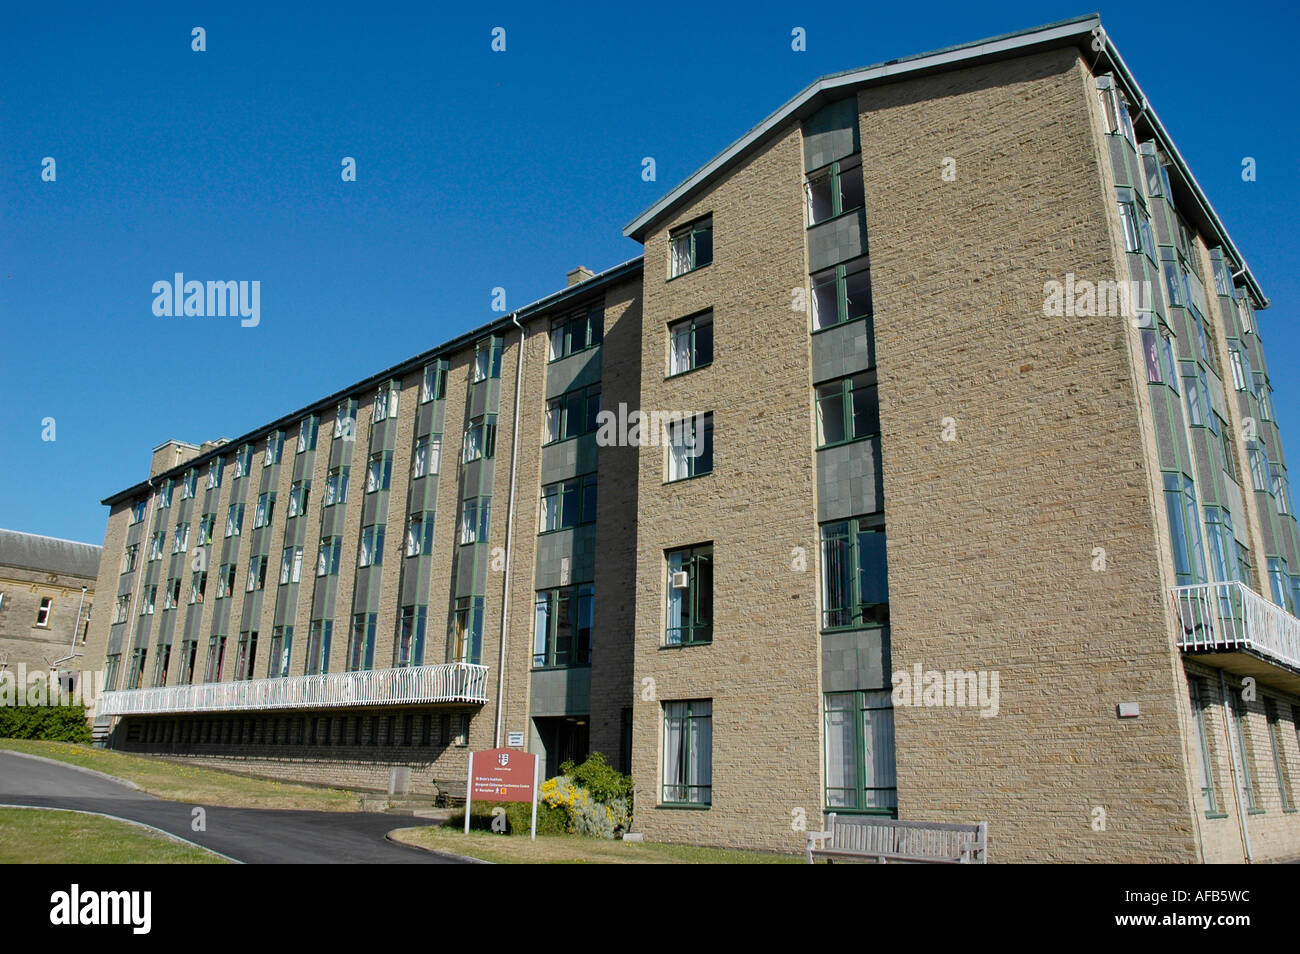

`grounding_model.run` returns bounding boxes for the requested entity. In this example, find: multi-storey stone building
[84,15,1300,861]
[0,529,100,679]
